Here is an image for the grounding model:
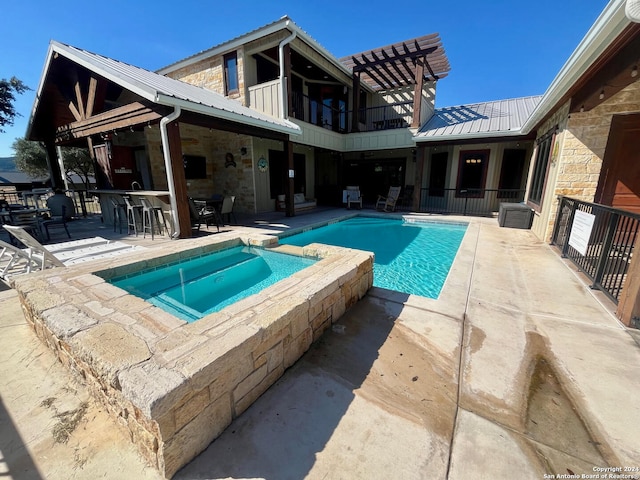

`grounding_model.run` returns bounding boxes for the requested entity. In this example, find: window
[456,150,489,197]
[528,128,556,207]
[224,52,238,95]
